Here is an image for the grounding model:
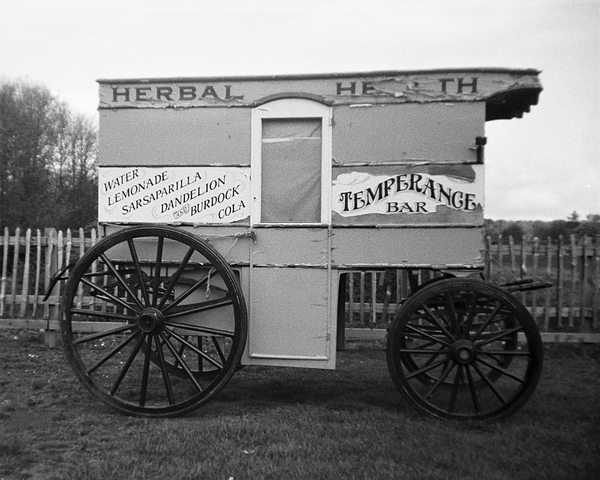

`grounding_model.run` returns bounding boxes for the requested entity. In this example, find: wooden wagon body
[58,68,545,420]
